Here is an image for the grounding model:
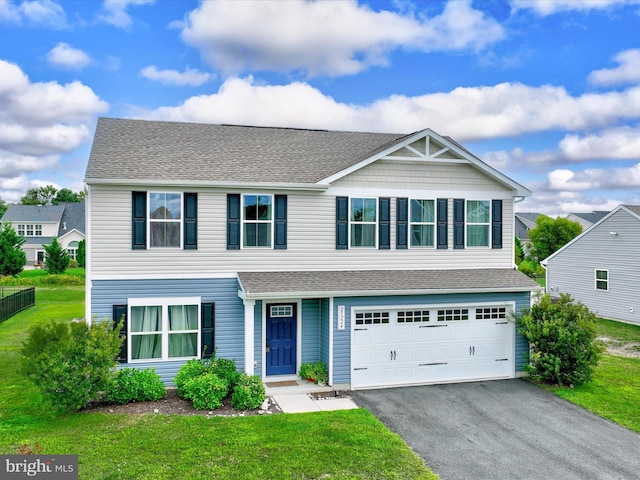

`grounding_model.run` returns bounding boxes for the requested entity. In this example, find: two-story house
[1,201,85,266]
[84,117,539,389]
